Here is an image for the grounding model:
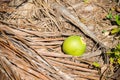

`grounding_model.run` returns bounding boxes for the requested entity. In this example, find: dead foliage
[0,0,119,80]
